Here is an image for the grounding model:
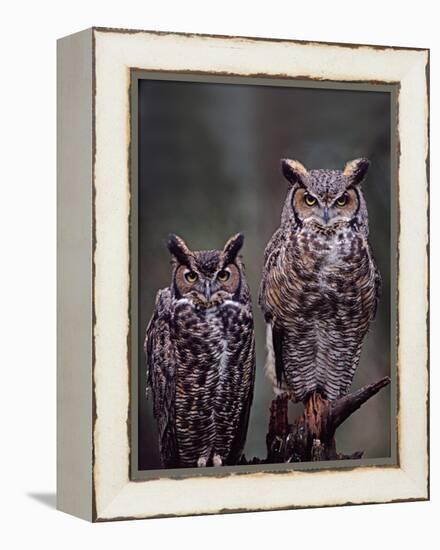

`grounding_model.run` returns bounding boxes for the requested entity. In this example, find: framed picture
[57,27,429,522]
